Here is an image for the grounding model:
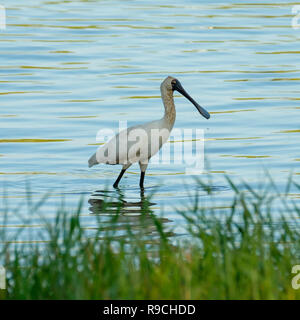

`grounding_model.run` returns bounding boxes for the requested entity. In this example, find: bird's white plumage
[93,118,171,166]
